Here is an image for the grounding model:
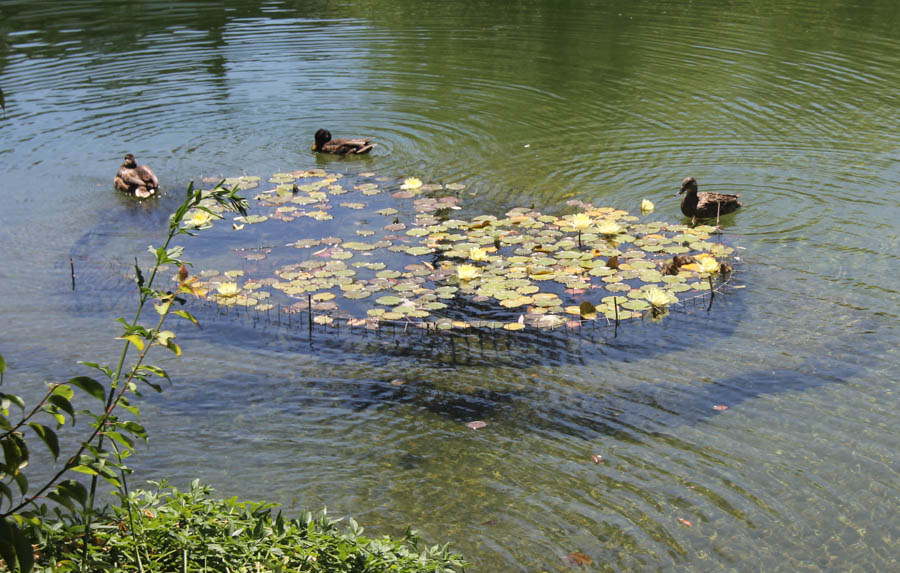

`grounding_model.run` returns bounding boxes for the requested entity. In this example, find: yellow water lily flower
[456,264,480,281]
[644,286,670,308]
[403,177,423,190]
[698,256,720,274]
[185,210,214,228]
[641,199,654,215]
[596,220,622,235]
[570,212,593,230]
[469,247,488,261]
[216,282,240,297]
